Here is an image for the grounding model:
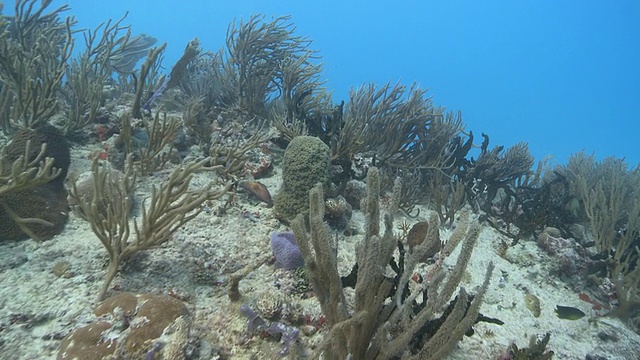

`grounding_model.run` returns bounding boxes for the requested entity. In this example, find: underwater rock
[536,226,561,249]
[568,223,586,242]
